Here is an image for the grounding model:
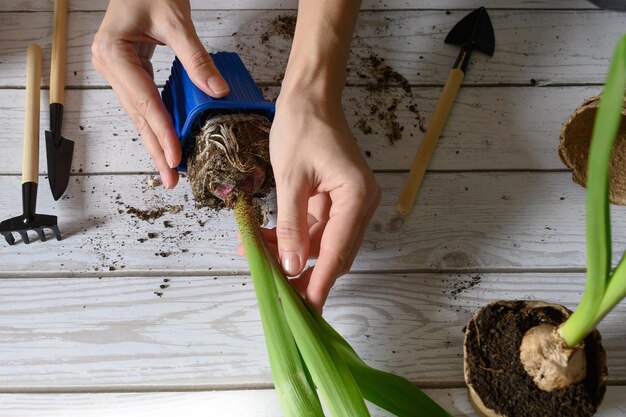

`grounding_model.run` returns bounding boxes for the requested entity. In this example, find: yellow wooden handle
[23,44,42,184]
[50,0,68,105]
[396,68,465,215]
